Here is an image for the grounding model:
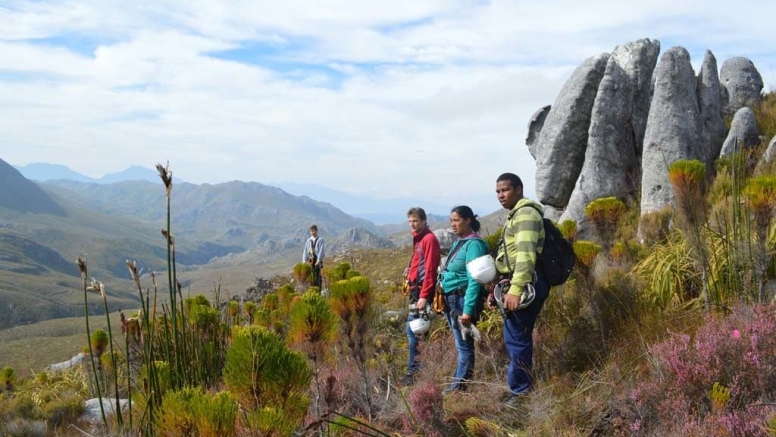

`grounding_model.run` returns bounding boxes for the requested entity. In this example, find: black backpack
[522,204,575,286]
